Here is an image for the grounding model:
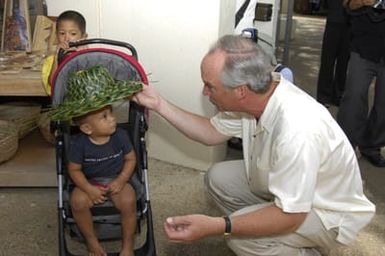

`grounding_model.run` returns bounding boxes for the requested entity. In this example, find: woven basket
[0,120,18,163]
[38,112,55,144]
[0,103,41,139]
